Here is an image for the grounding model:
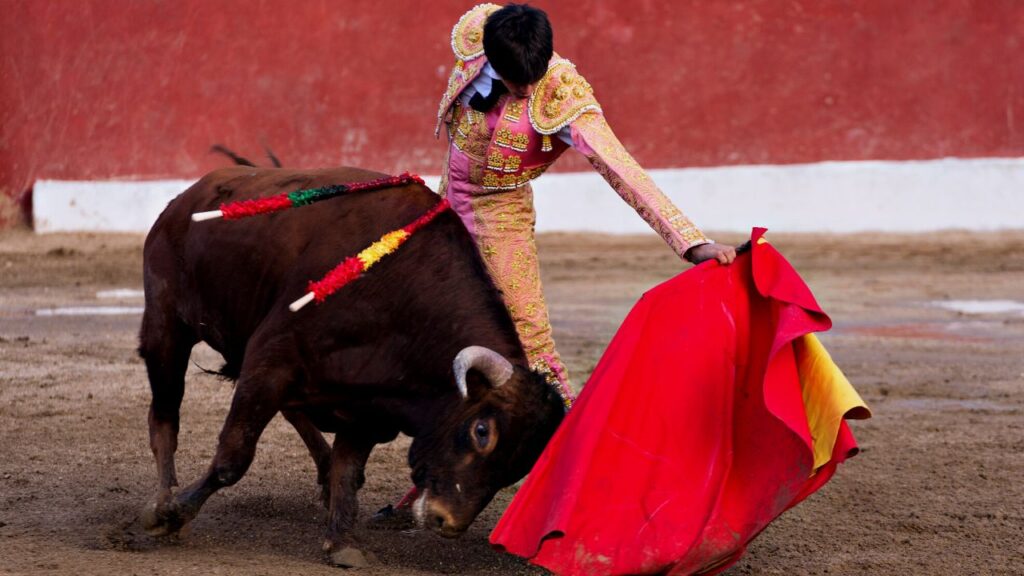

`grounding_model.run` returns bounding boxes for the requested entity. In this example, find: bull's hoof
[325,545,374,568]
[365,504,416,531]
[140,501,171,537]
[140,499,188,538]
